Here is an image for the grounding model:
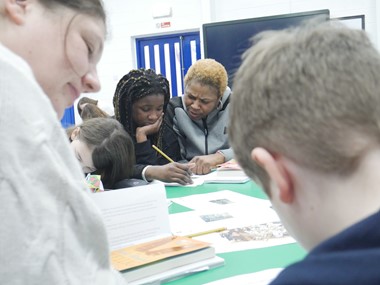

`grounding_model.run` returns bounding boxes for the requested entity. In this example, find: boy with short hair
[229,20,380,284]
